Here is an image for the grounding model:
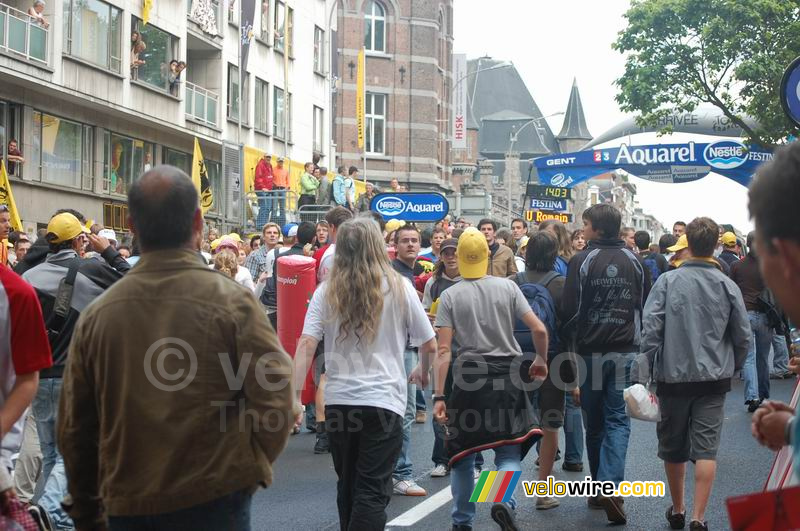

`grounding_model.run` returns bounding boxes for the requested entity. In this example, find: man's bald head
[128,165,200,251]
